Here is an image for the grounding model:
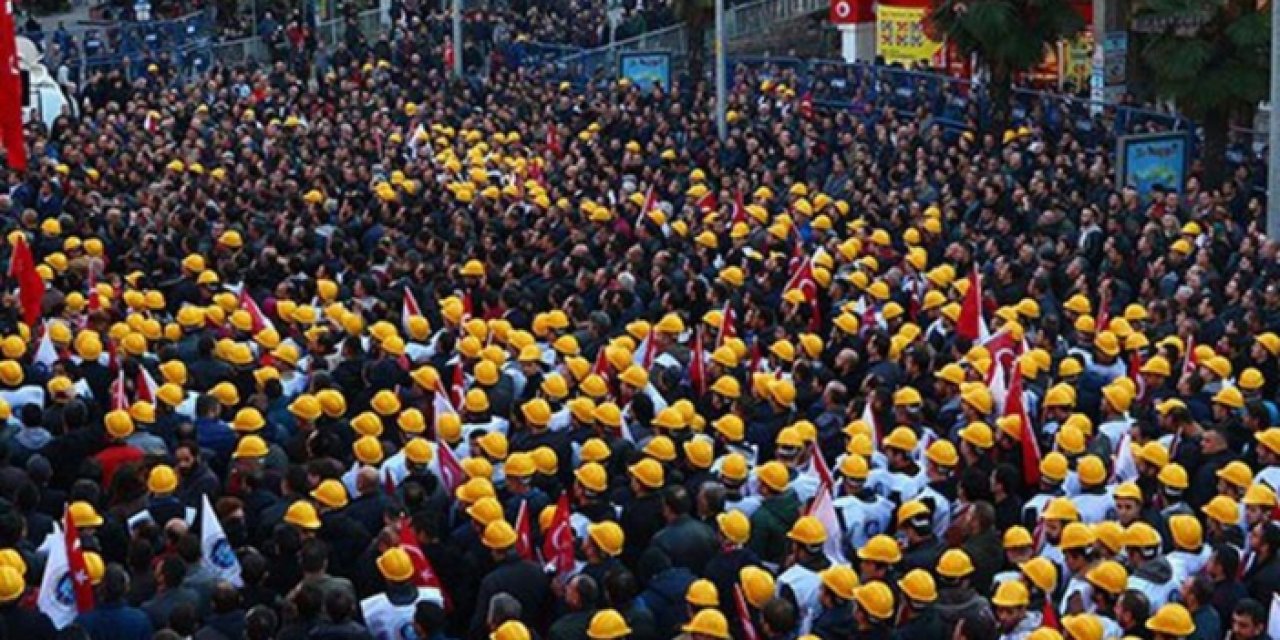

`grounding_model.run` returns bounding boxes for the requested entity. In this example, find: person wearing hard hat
[361,546,444,640]
[893,568,943,640]
[1061,522,1104,615]
[1125,522,1178,607]
[808,565,856,638]
[0,564,54,635]
[991,579,1036,640]
[500,452,550,531]
[510,398,572,487]
[831,453,894,550]
[470,520,551,636]
[933,549,991,627]
[619,458,667,563]
[96,408,145,487]
[897,500,944,576]
[1146,602,1196,640]
[747,461,801,567]
[776,515,832,633]
[126,464,192,533]
[851,581,895,639]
